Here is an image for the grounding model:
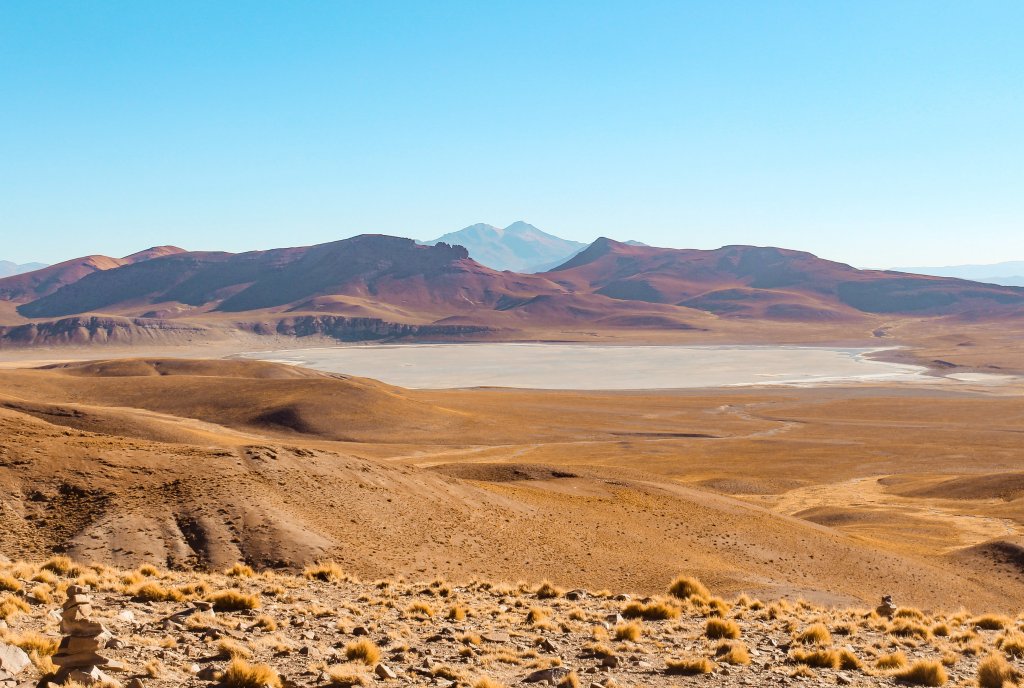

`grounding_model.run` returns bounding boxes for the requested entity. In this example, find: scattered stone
[0,644,30,678]
[374,663,398,679]
[523,666,571,684]
[482,631,510,643]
